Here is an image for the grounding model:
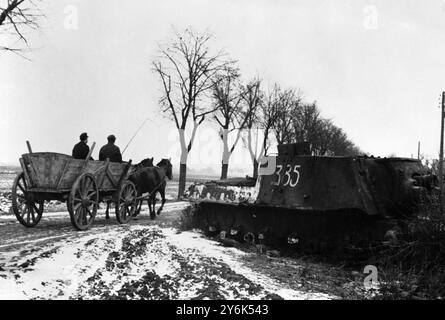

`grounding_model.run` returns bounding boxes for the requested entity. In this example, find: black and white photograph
[0,0,444,304]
